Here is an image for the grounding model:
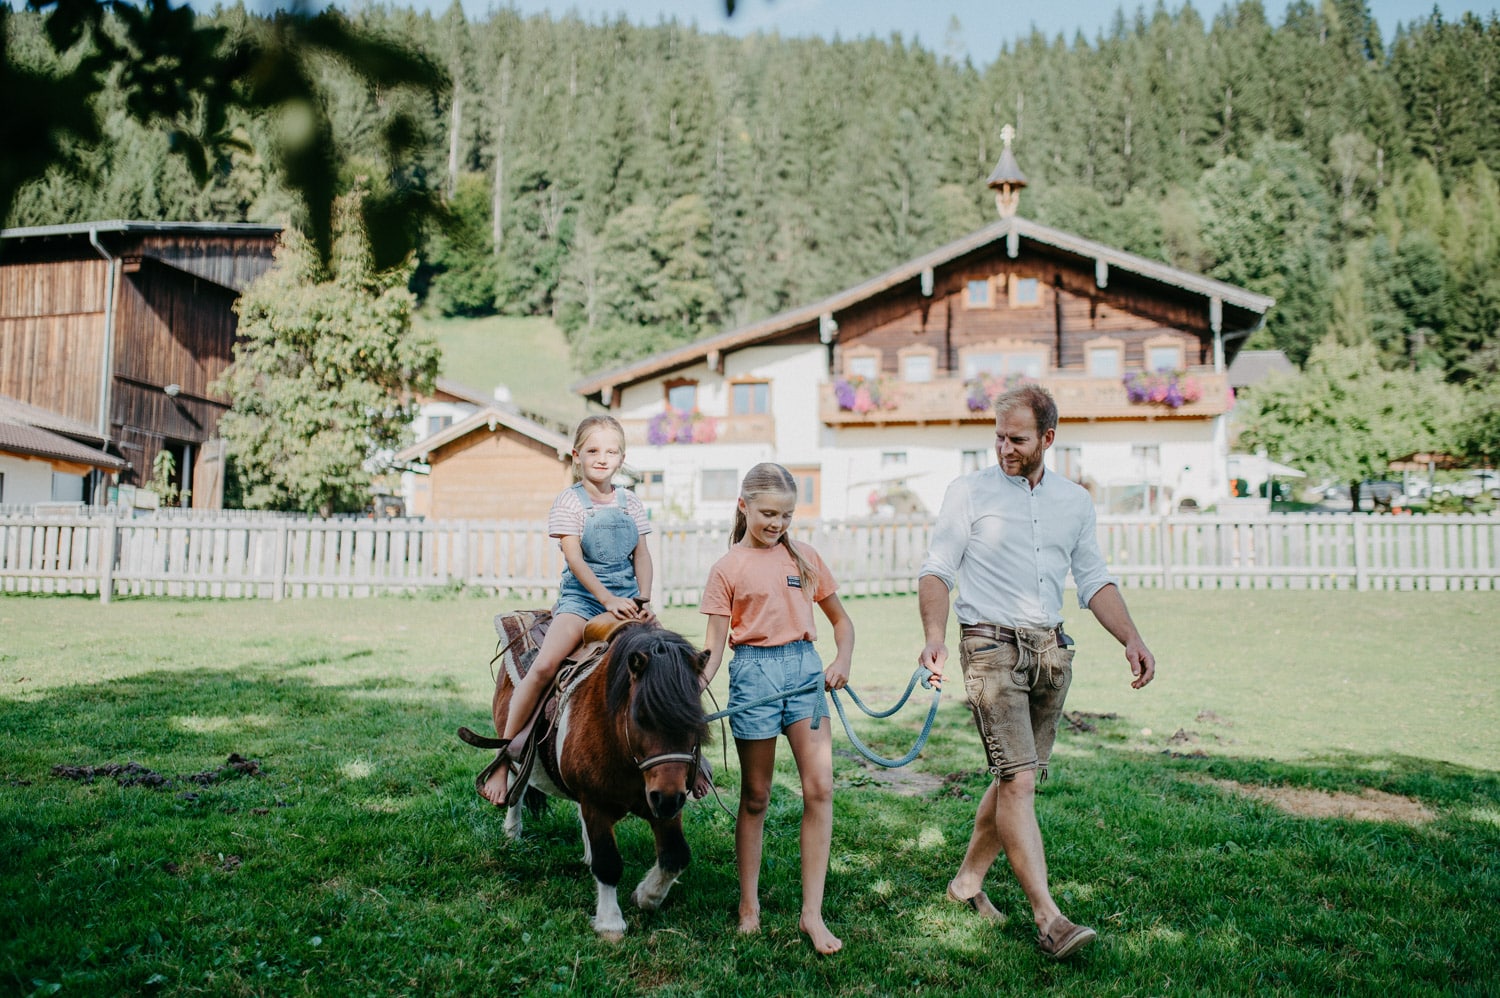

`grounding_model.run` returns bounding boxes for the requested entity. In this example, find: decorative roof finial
[986,124,1027,219]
